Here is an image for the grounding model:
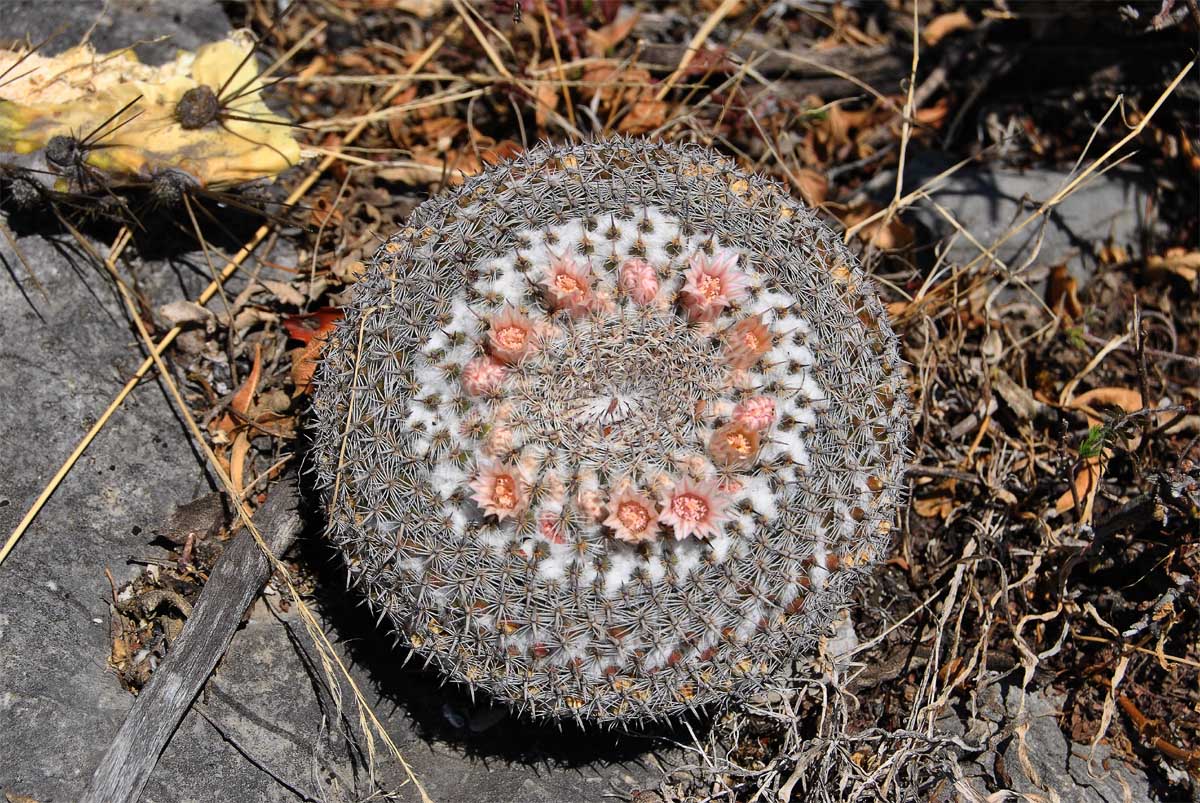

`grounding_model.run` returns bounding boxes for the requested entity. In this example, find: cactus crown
[311,138,909,724]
